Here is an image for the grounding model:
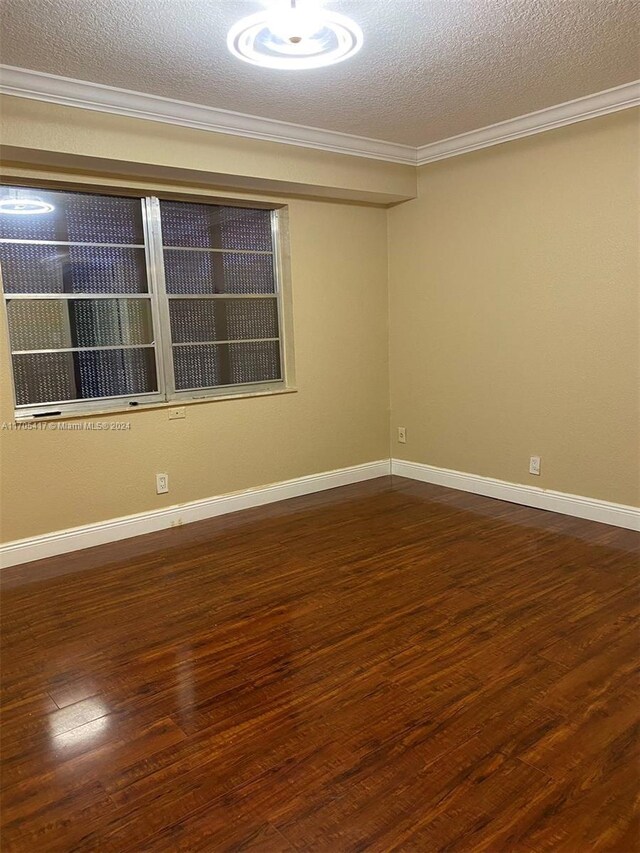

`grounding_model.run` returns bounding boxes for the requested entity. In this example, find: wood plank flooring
[1,475,638,852]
